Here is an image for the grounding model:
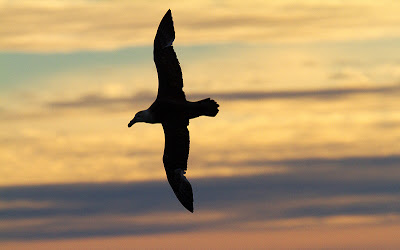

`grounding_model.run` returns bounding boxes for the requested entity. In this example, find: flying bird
[128,9,219,213]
